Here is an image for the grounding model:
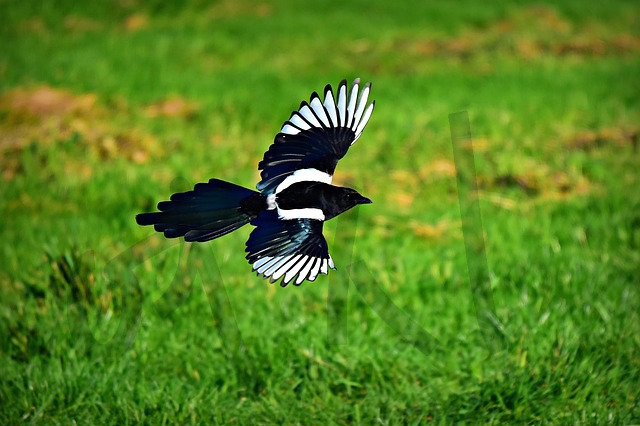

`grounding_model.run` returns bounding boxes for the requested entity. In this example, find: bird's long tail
[136,179,263,242]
